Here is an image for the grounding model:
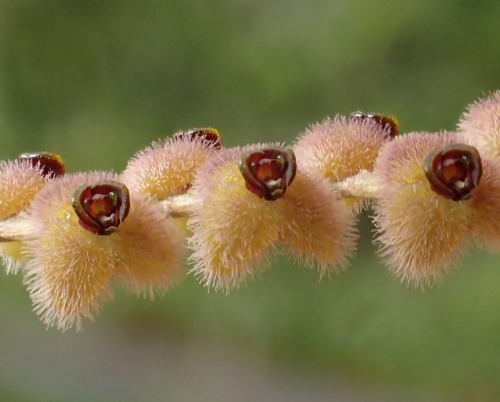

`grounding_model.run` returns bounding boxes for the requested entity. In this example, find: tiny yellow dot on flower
[226,175,239,183]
